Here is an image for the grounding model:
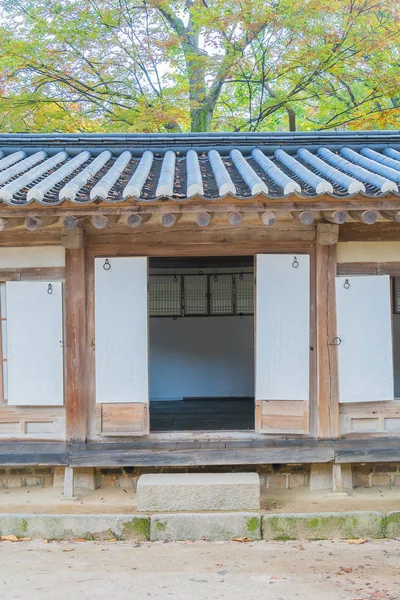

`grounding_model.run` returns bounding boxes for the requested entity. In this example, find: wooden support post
[316,223,339,246]
[65,243,87,442]
[63,467,75,499]
[228,211,243,226]
[332,464,343,493]
[260,211,276,226]
[291,211,314,225]
[349,210,377,224]
[61,228,84,250]
[380,210,400,223]
[321,210,348,224]
[316,232,340,439]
